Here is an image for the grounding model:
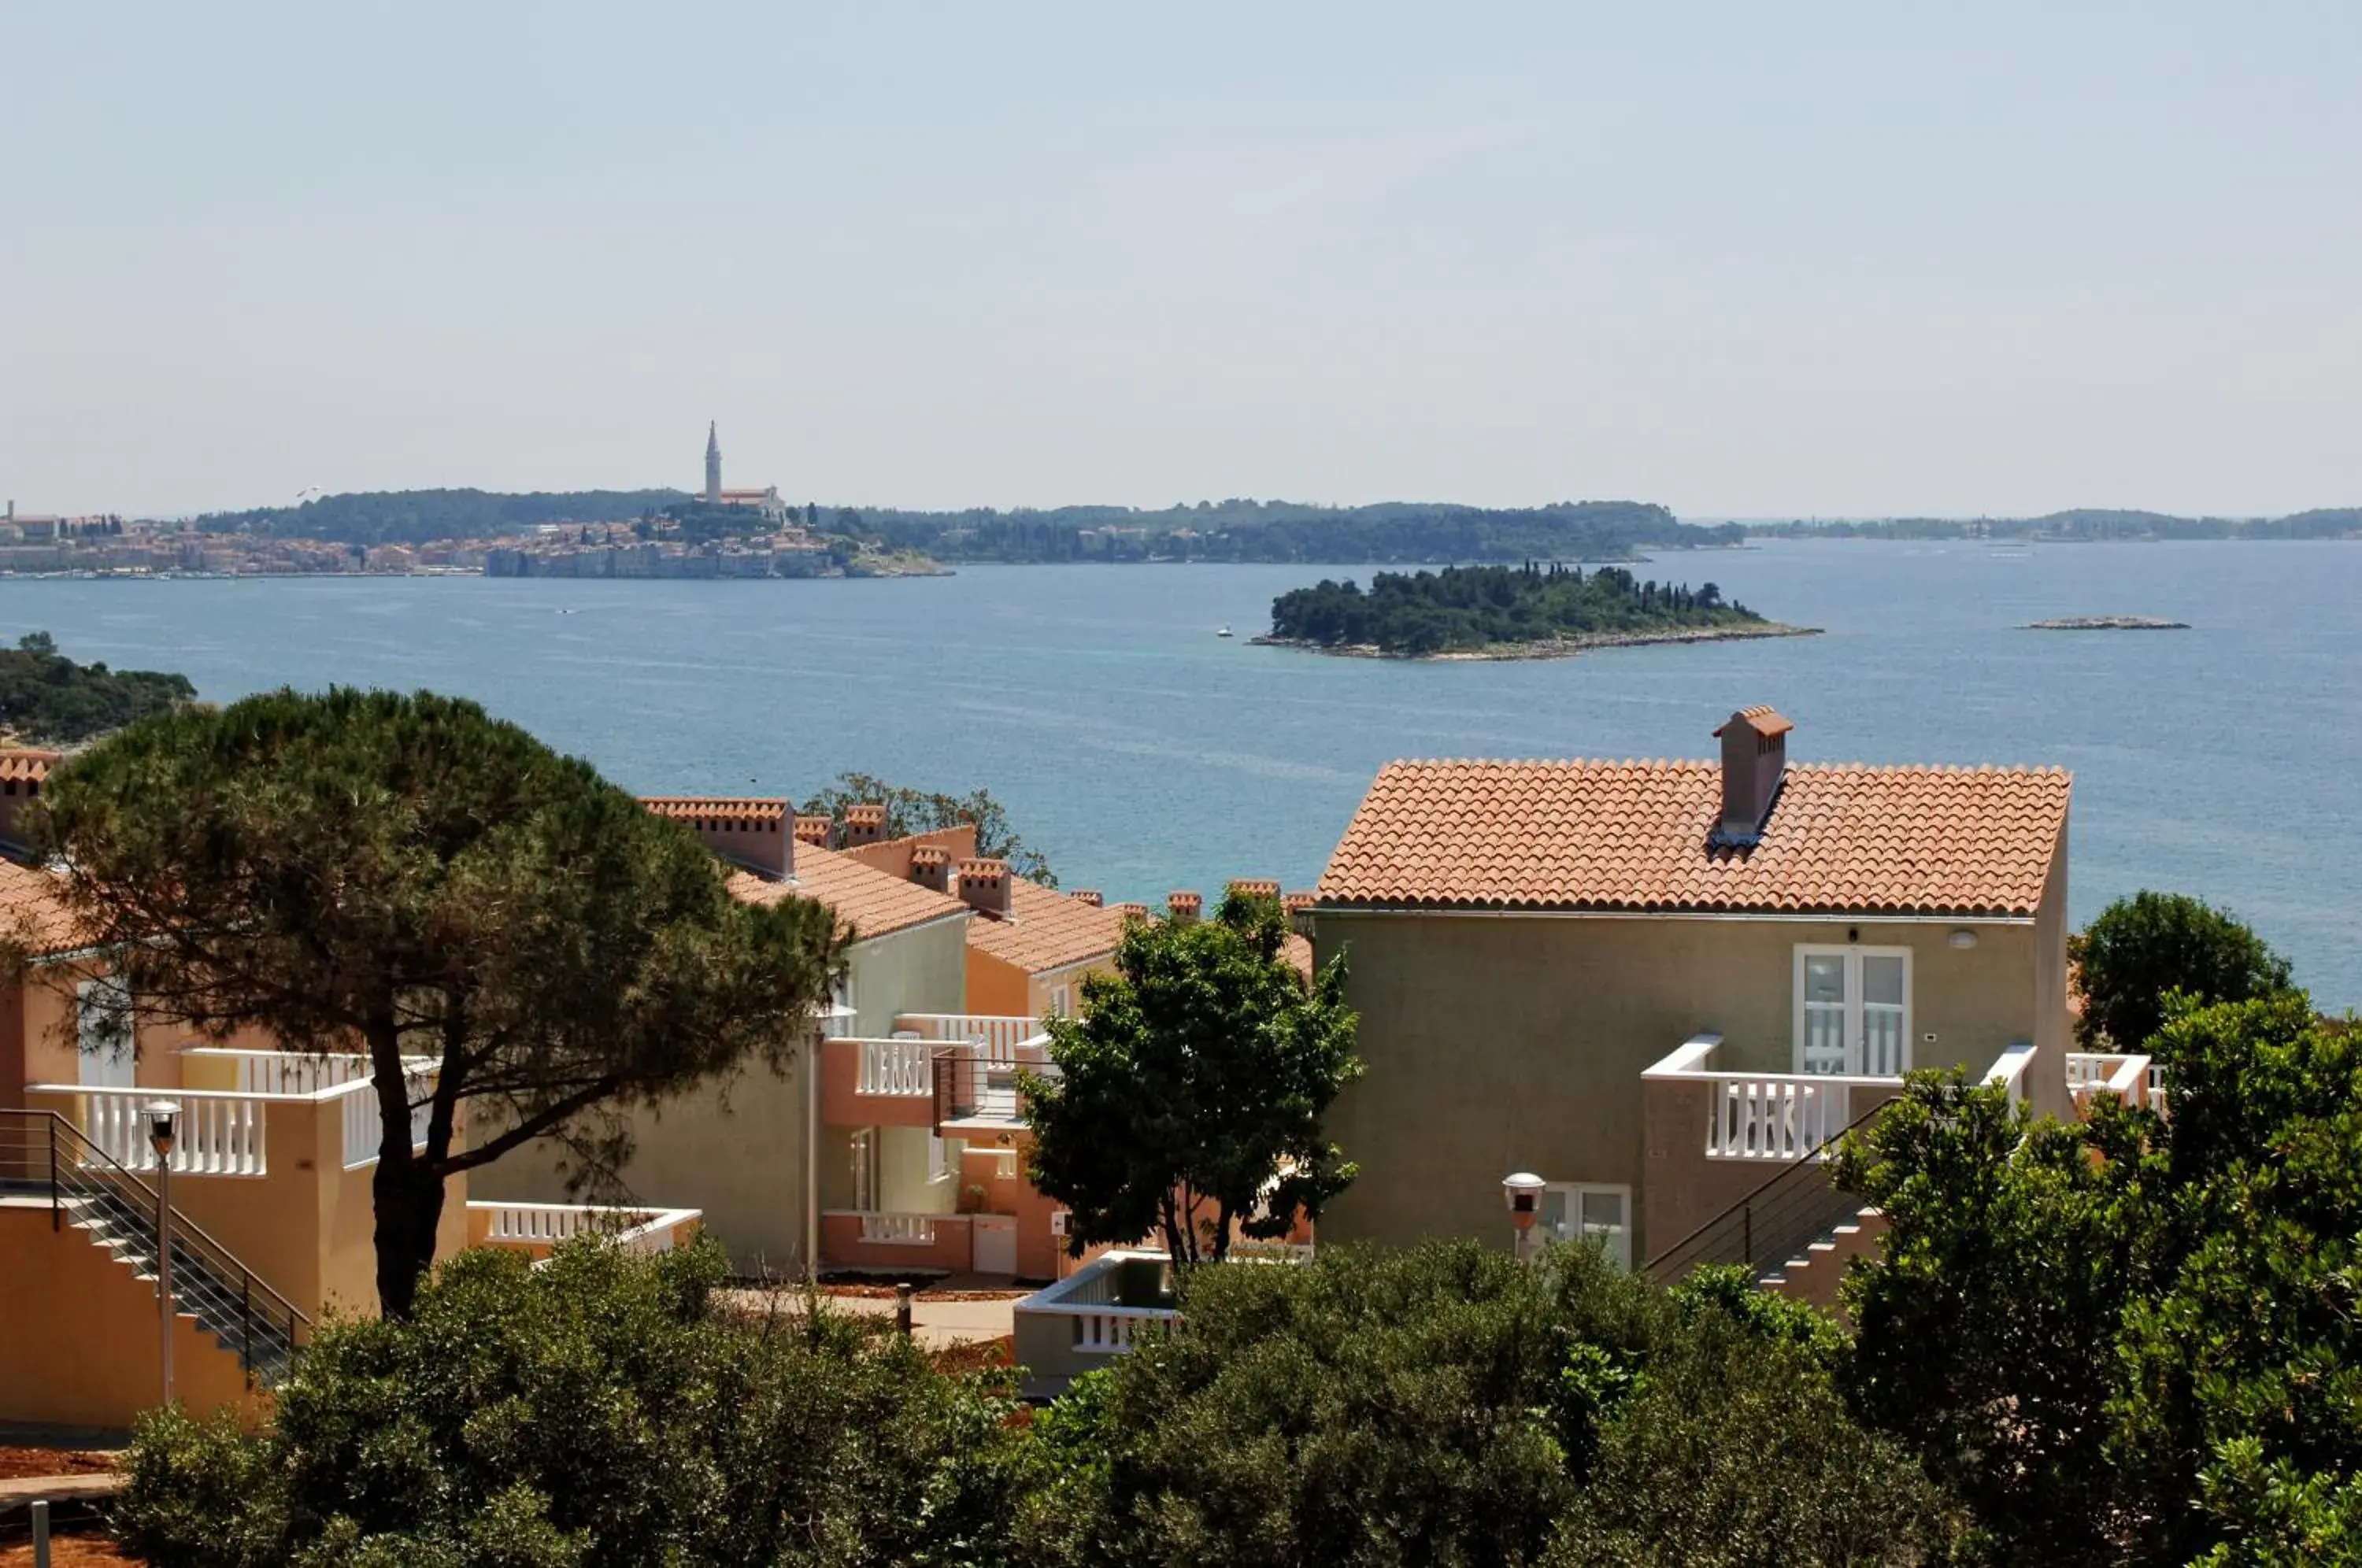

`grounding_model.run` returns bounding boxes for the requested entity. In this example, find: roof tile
[1317,759,2068,916]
